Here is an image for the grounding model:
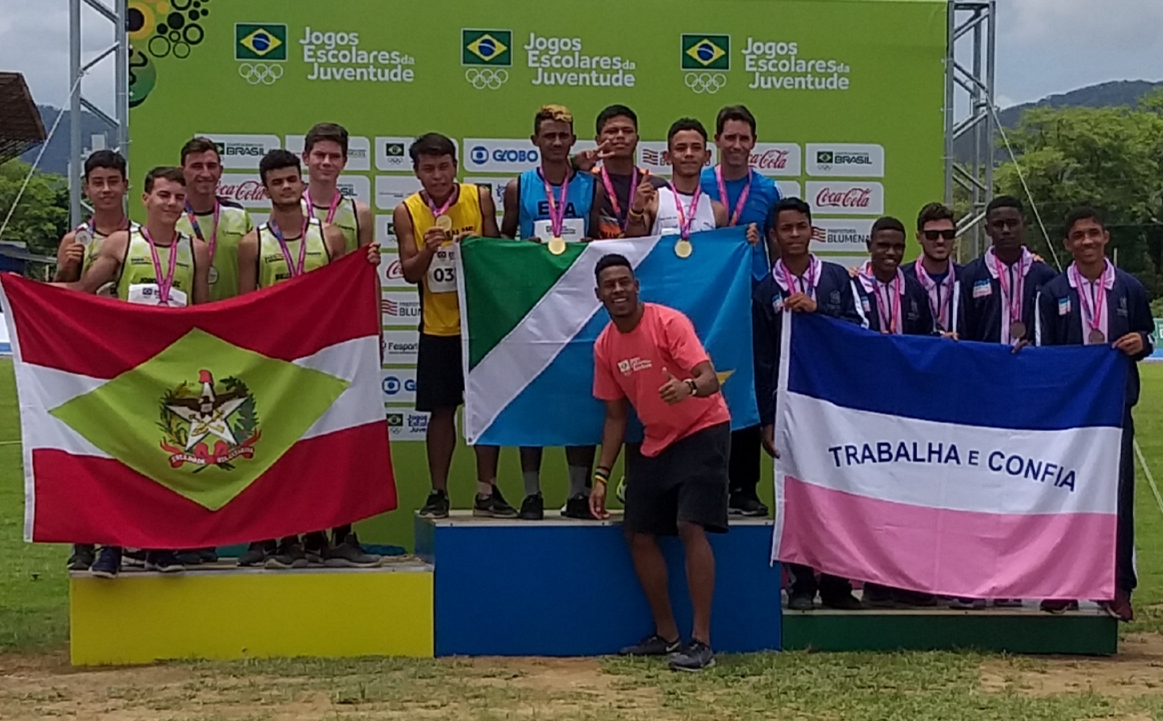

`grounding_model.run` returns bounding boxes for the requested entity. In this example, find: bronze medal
[1009,321,1027,340]
[1088,329,1106,344]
